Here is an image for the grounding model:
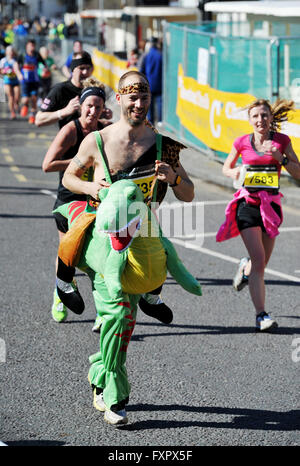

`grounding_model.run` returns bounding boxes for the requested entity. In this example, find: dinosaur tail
[161,236,202,296]
[53,202,70,218]
[53,200,88,228]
